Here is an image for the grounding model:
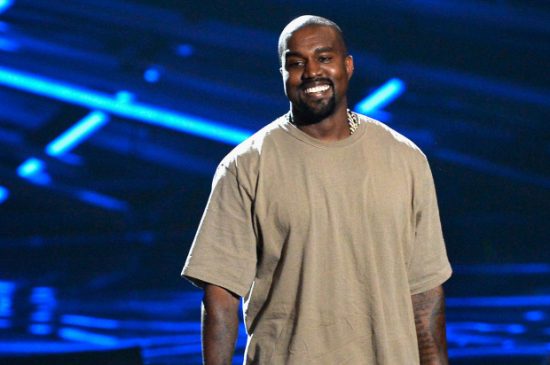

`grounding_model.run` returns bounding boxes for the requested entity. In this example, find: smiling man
[182,15,452,365]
